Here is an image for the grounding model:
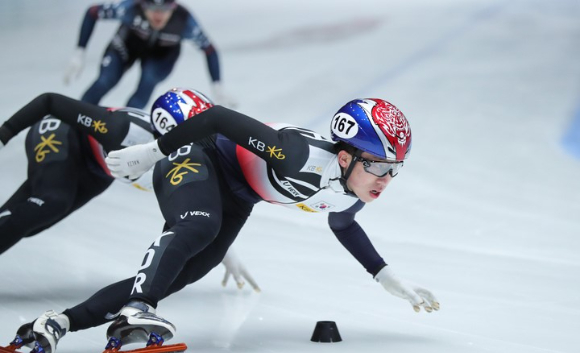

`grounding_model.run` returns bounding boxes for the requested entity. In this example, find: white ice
[1,0,580,352]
